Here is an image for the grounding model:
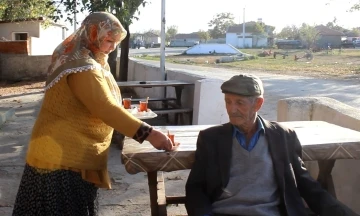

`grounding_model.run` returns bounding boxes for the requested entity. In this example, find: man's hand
[146,129,179,151]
